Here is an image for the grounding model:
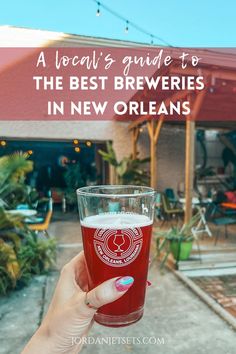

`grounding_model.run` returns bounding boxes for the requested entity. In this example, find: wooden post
[184,119,195,223]
[184,90,206,223]
[109,165,117,184]
[129,91,189,189]
[147,120,156,189]
[132,127,140,159]
[147,116,164,189]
